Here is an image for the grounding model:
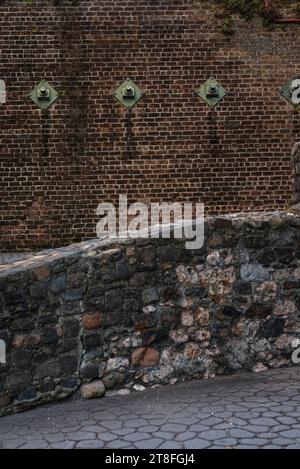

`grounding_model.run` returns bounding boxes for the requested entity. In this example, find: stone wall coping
[0,210,299,278]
